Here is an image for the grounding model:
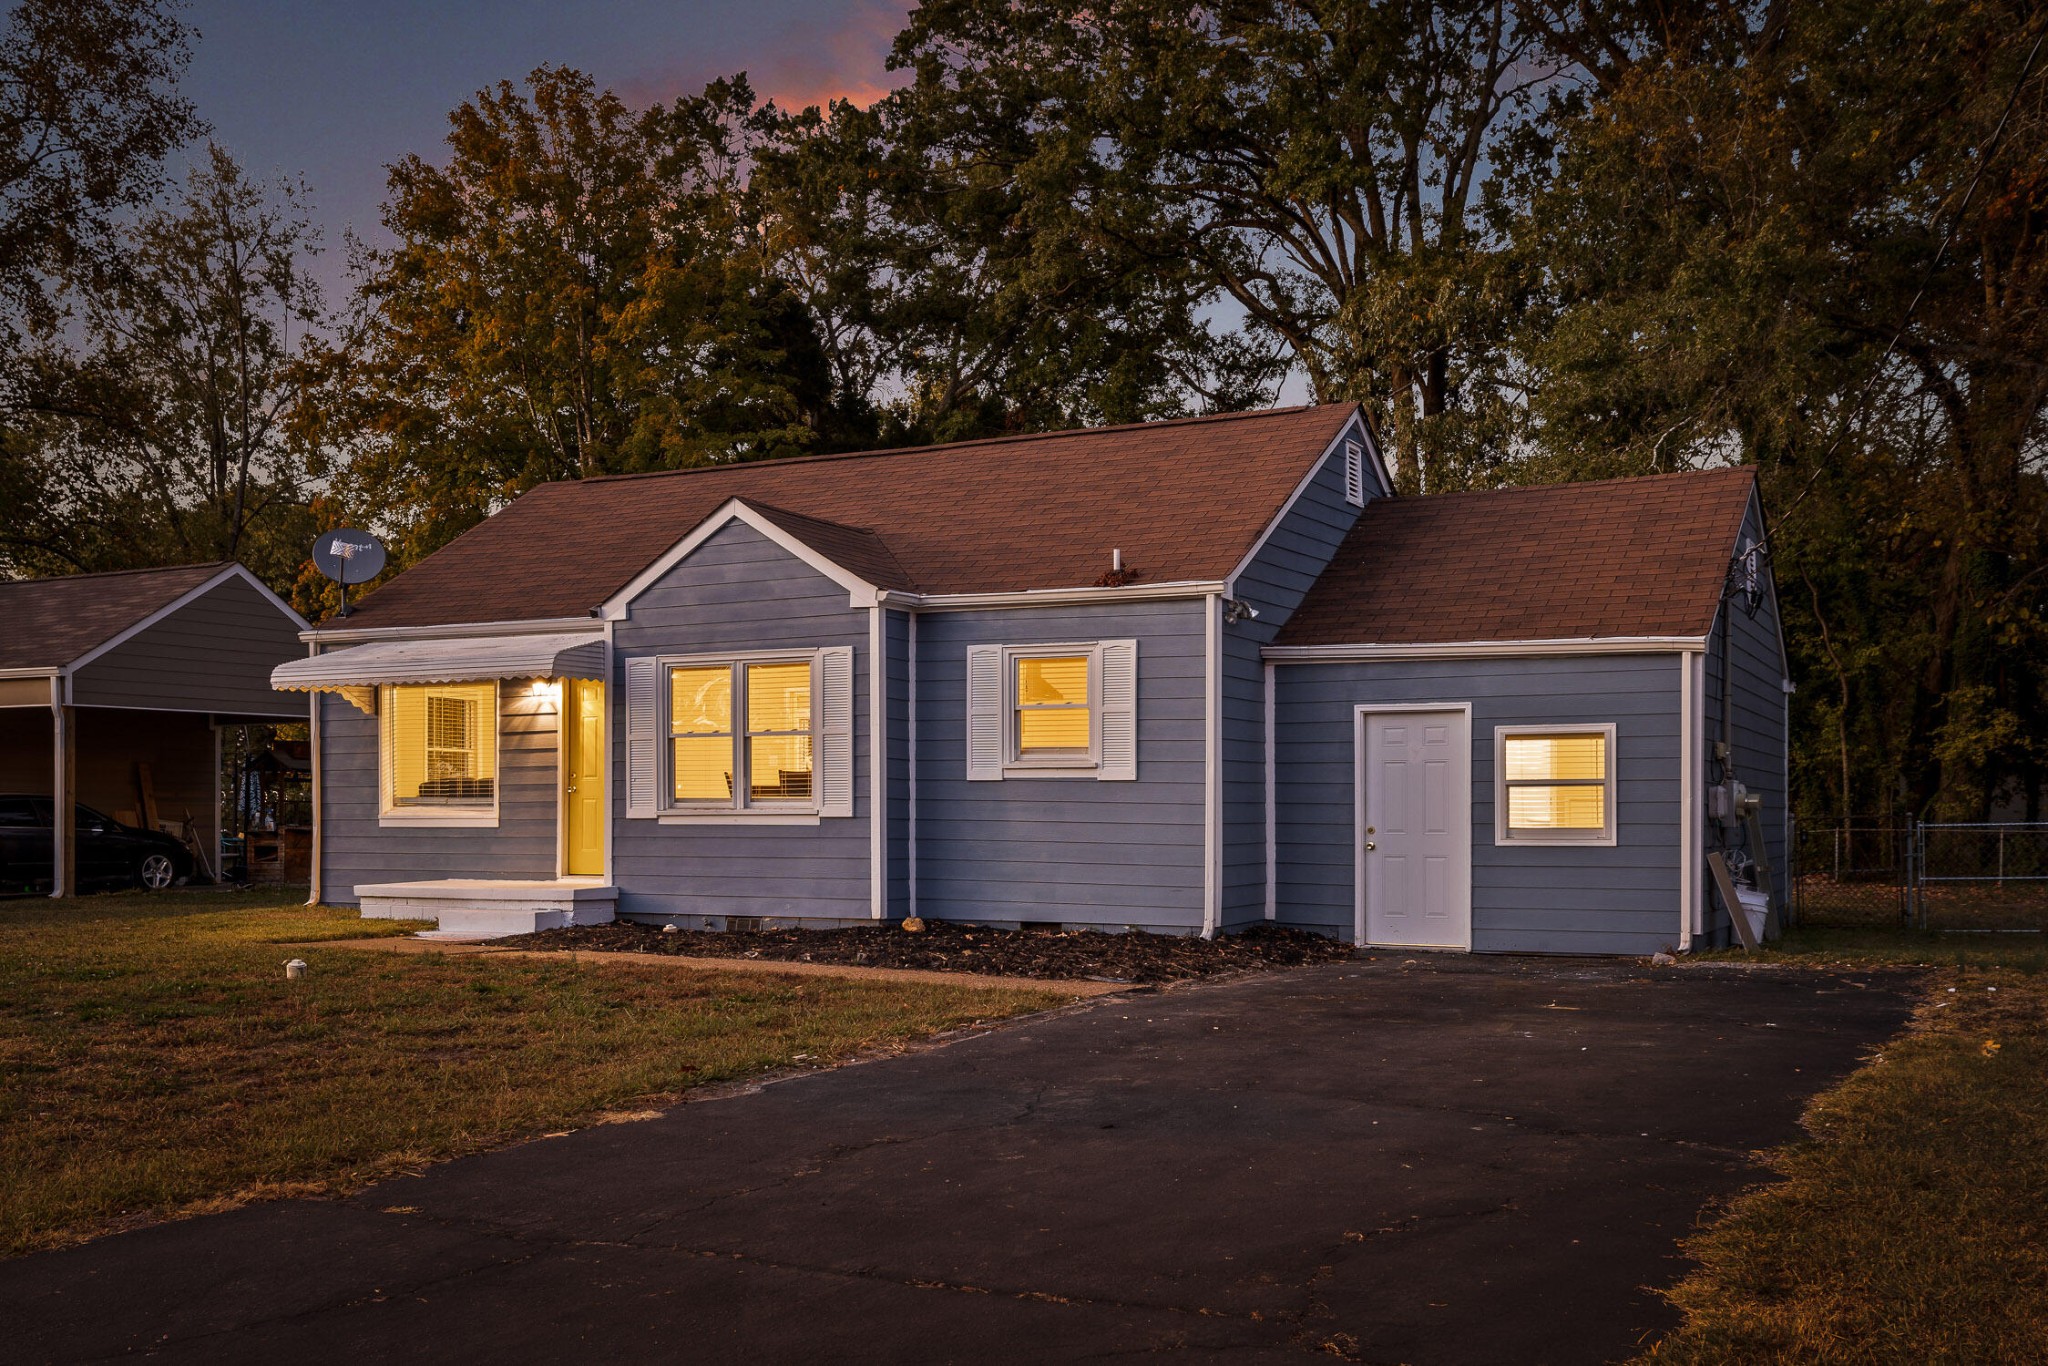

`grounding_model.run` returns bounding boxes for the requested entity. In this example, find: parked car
[0,796,194,893]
